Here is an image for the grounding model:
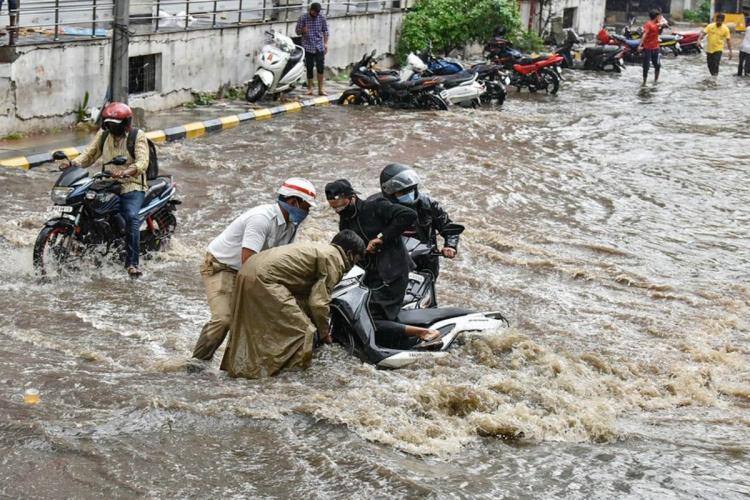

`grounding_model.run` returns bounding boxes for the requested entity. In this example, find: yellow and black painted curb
[0,95,338,170]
